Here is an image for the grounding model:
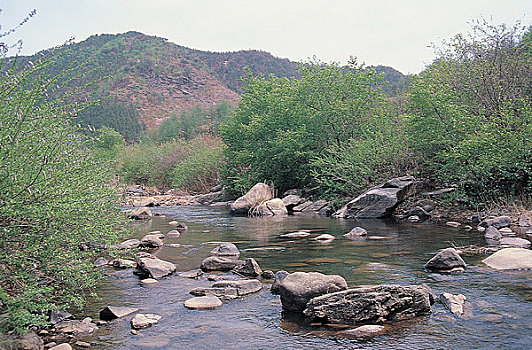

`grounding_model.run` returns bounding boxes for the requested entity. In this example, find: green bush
[0,54,125,332]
